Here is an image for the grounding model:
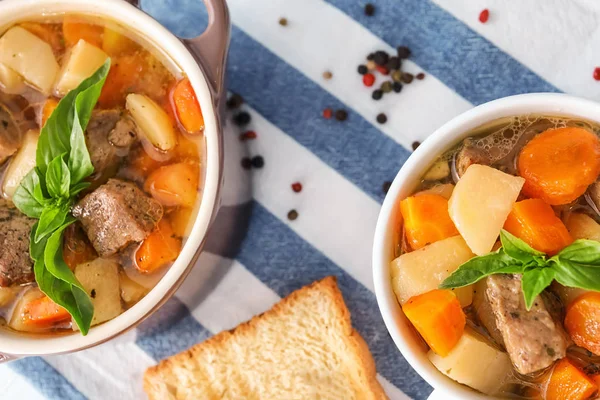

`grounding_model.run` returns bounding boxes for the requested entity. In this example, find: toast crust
[144,277,388,400]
